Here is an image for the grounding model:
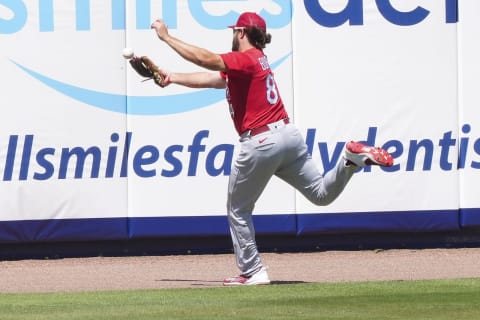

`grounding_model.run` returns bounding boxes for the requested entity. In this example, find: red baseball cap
[228,12,266,32]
